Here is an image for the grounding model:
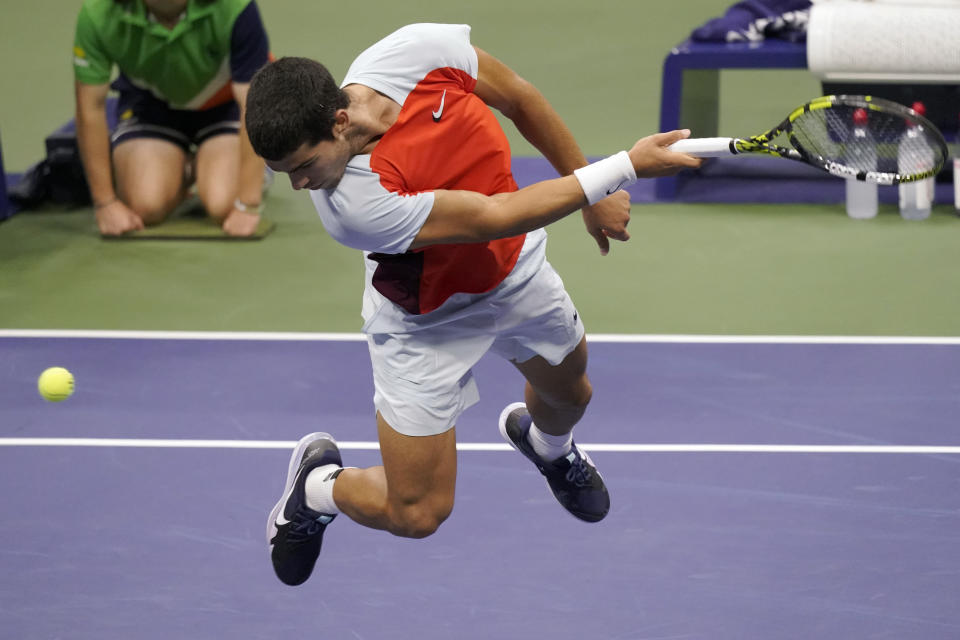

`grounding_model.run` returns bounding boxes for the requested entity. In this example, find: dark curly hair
[245,57,351,161]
